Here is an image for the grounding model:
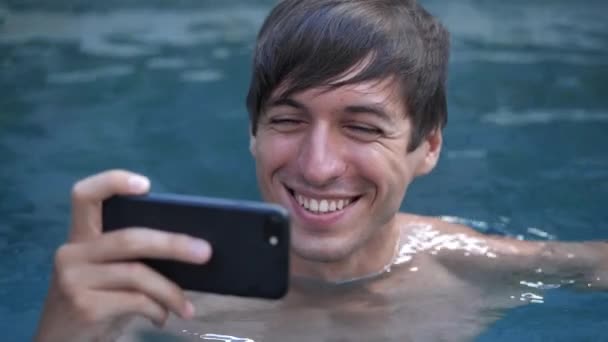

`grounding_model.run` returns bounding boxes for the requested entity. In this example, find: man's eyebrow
[267,97,306,110]
[267,98,396,123]
[344,103,396,124]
